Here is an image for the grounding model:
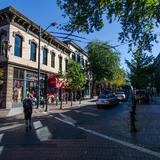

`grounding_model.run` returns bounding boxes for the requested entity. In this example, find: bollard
[130,111,137,132]
[130,94,137,132]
